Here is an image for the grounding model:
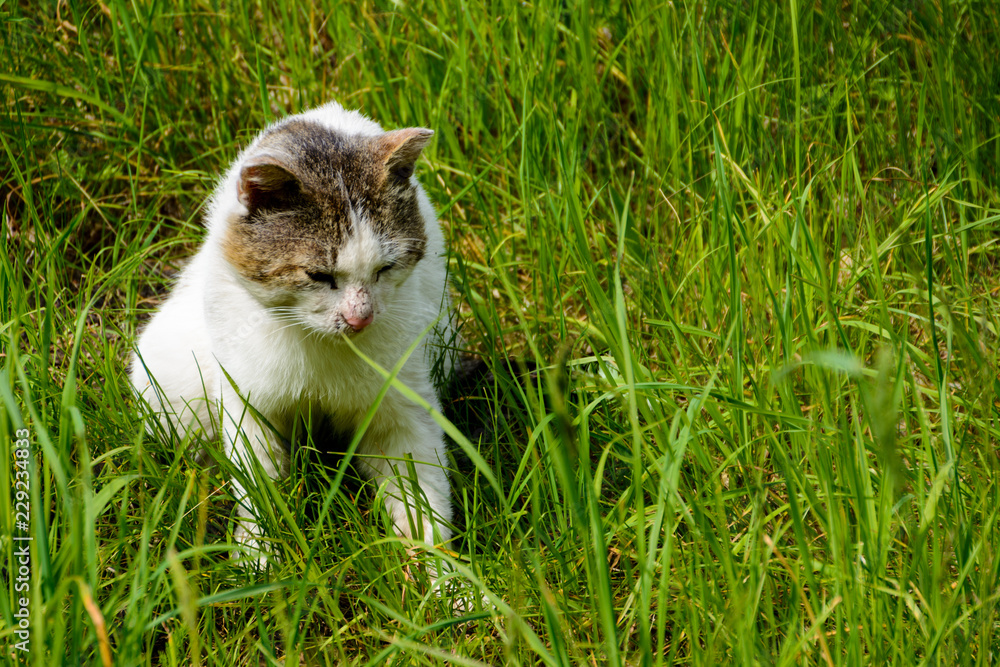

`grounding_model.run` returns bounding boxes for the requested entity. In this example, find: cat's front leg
[356,406,453,546]
[357,404,491,612]
[217,384,289,563]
